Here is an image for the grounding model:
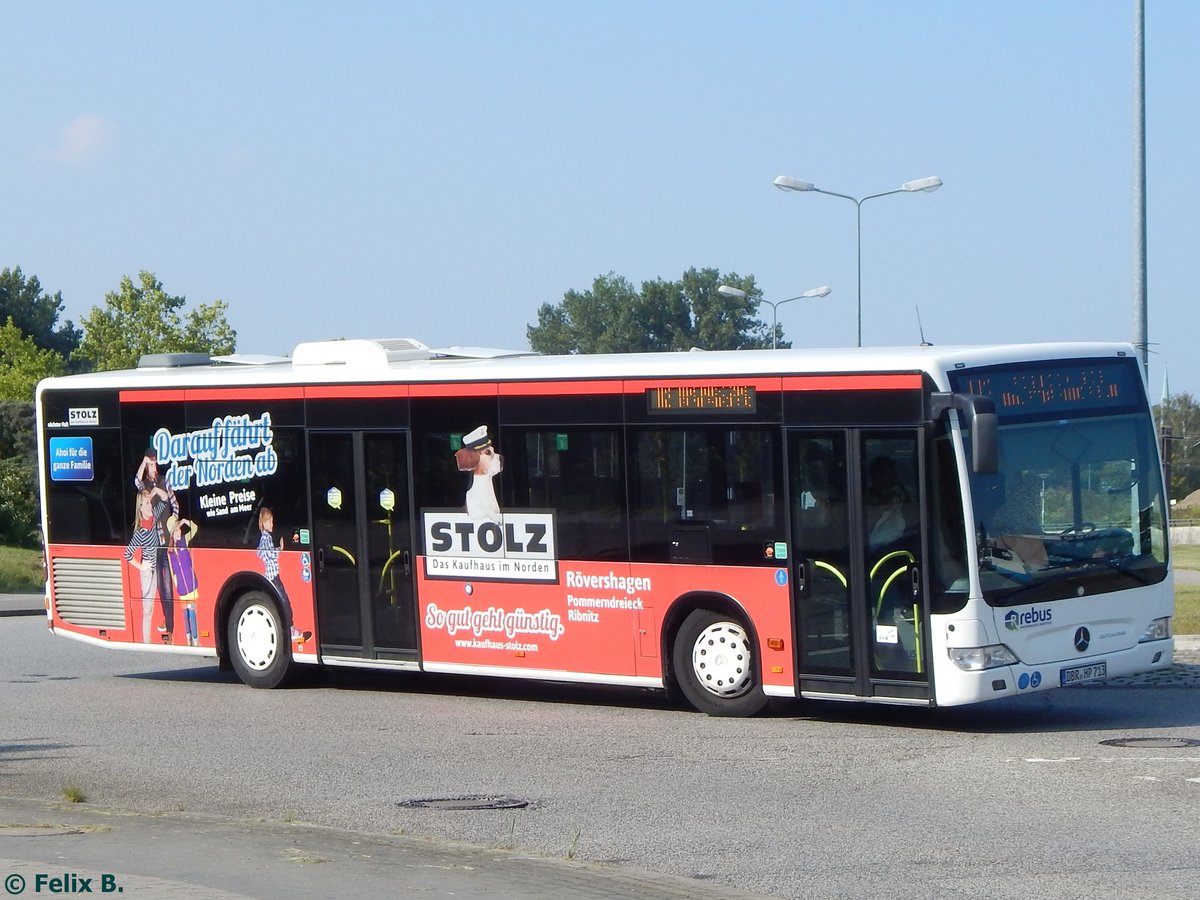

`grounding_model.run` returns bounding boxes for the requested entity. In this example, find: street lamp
[773,174,942,347]
[718,284,831,350]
